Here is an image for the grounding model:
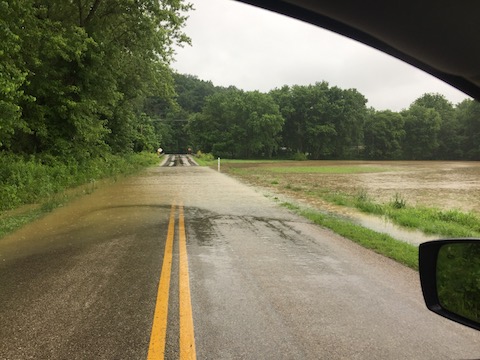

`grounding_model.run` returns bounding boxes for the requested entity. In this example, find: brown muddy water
[224,160,480,245]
